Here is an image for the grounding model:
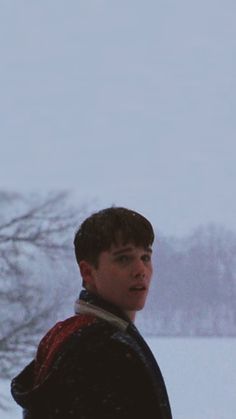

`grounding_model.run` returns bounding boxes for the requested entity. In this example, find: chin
[129,302,146,311]
[136,303,146,311]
